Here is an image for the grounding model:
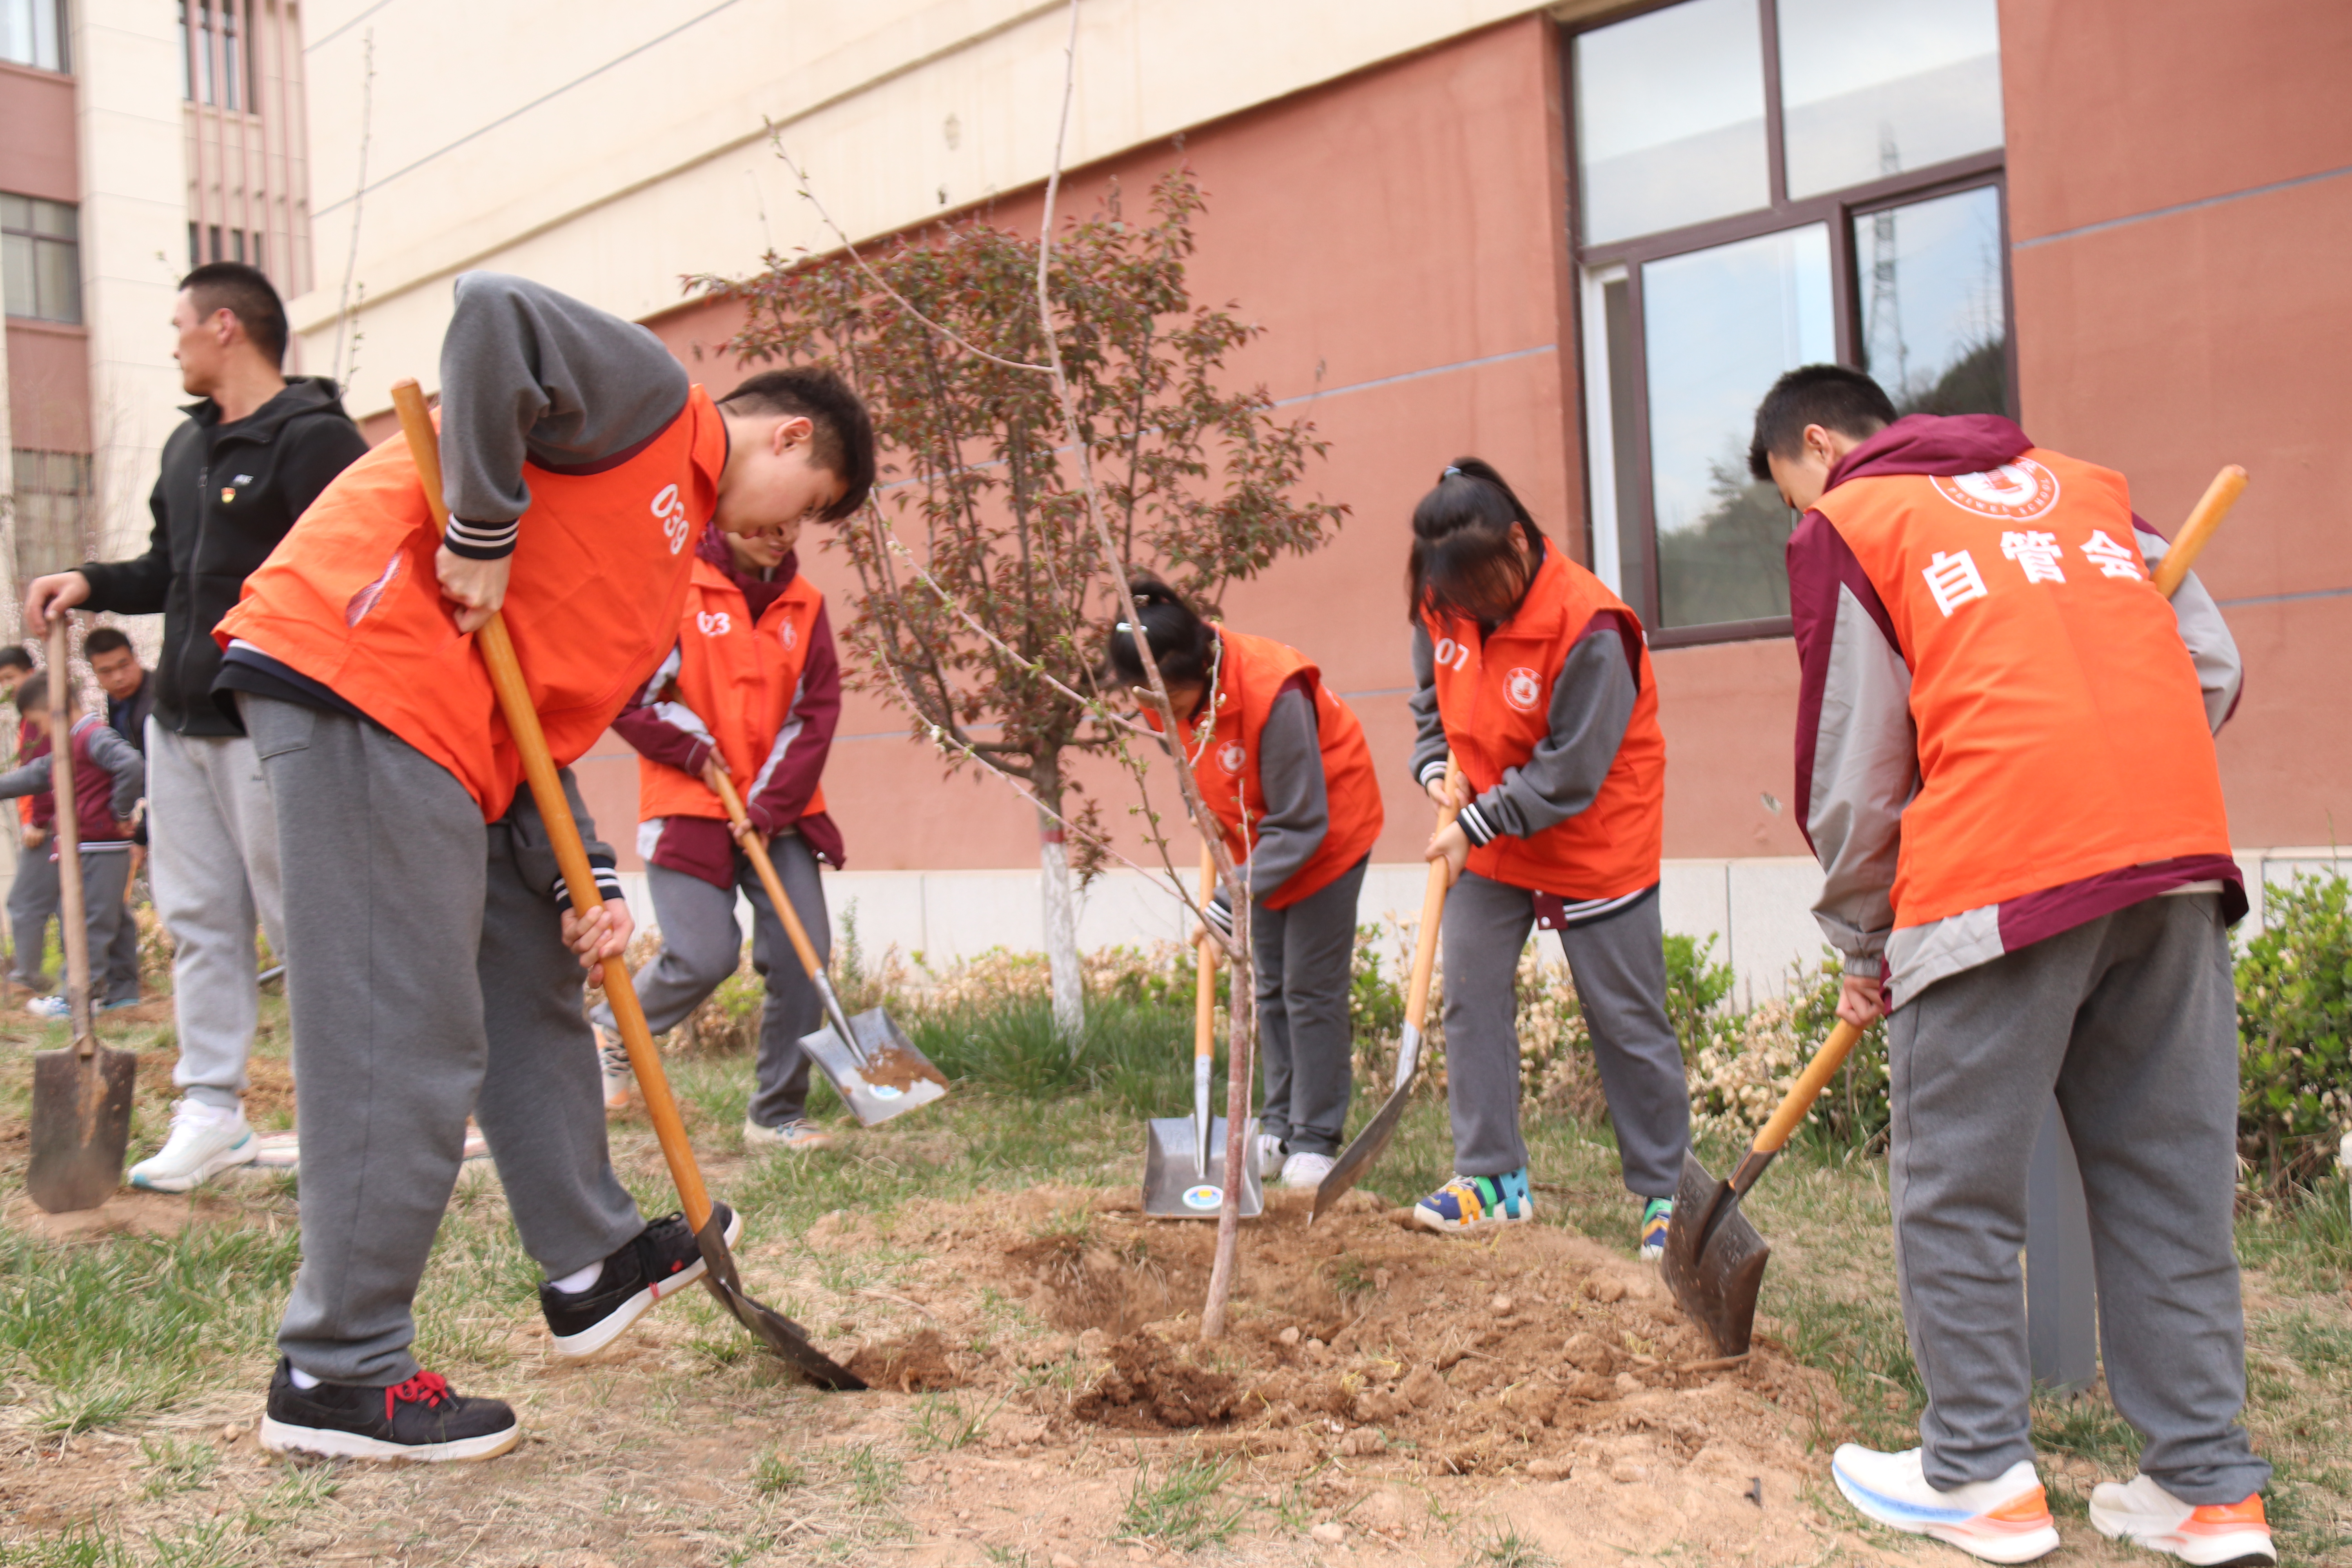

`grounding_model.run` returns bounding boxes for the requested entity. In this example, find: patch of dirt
[1069,1331,1238,1428]
[846,1328,963,1392]
[859,1039,947,1091]
[5,1187,235,1240]
[134,1043,295,1123]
